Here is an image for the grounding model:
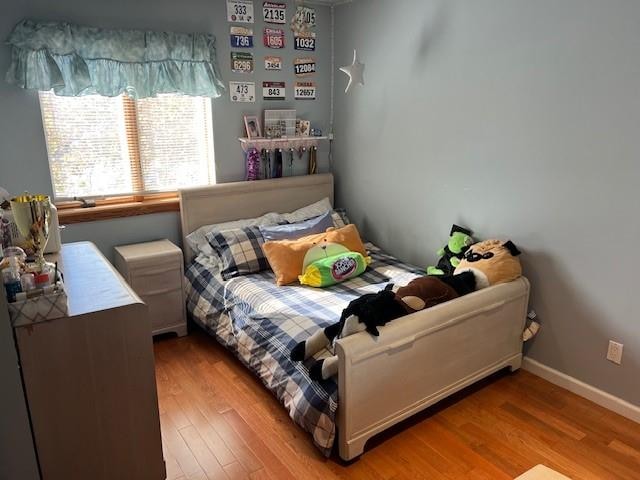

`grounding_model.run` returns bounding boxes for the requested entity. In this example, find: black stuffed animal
[291,285,406,380]
[291,272,476,381]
